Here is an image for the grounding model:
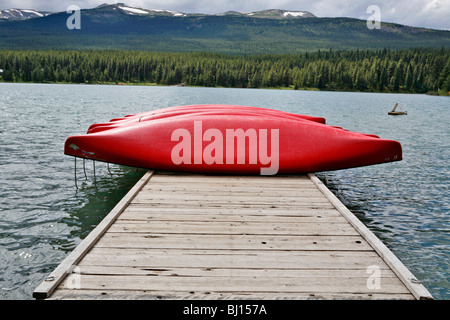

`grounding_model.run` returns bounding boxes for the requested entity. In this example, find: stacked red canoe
[64,104,402,175]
